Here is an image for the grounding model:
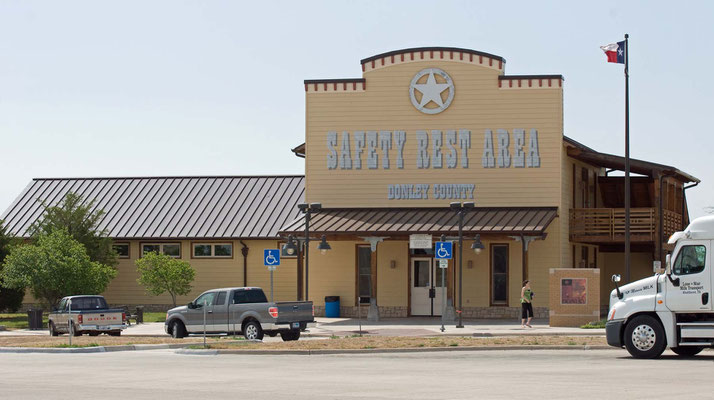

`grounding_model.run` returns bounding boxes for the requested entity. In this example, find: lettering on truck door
[665,240,712,312]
